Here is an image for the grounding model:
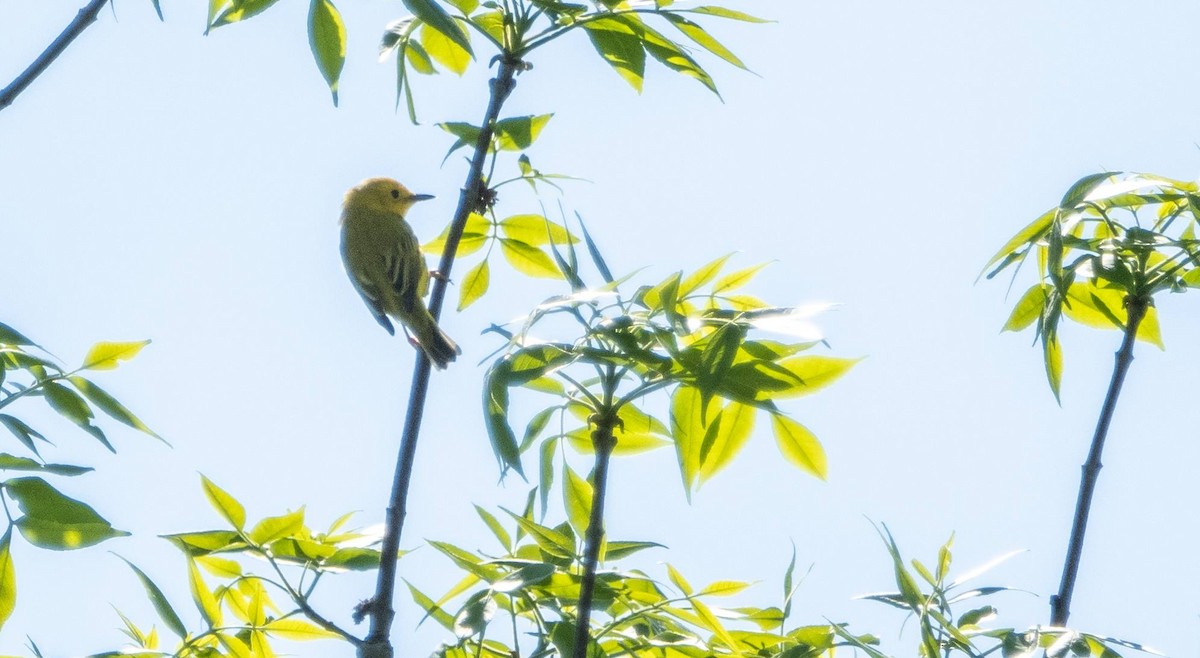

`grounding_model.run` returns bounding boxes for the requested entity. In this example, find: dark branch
[361,57,521,658]
[573,416,617,658]
[1050,296,1148,626]
[0,0,111,111]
